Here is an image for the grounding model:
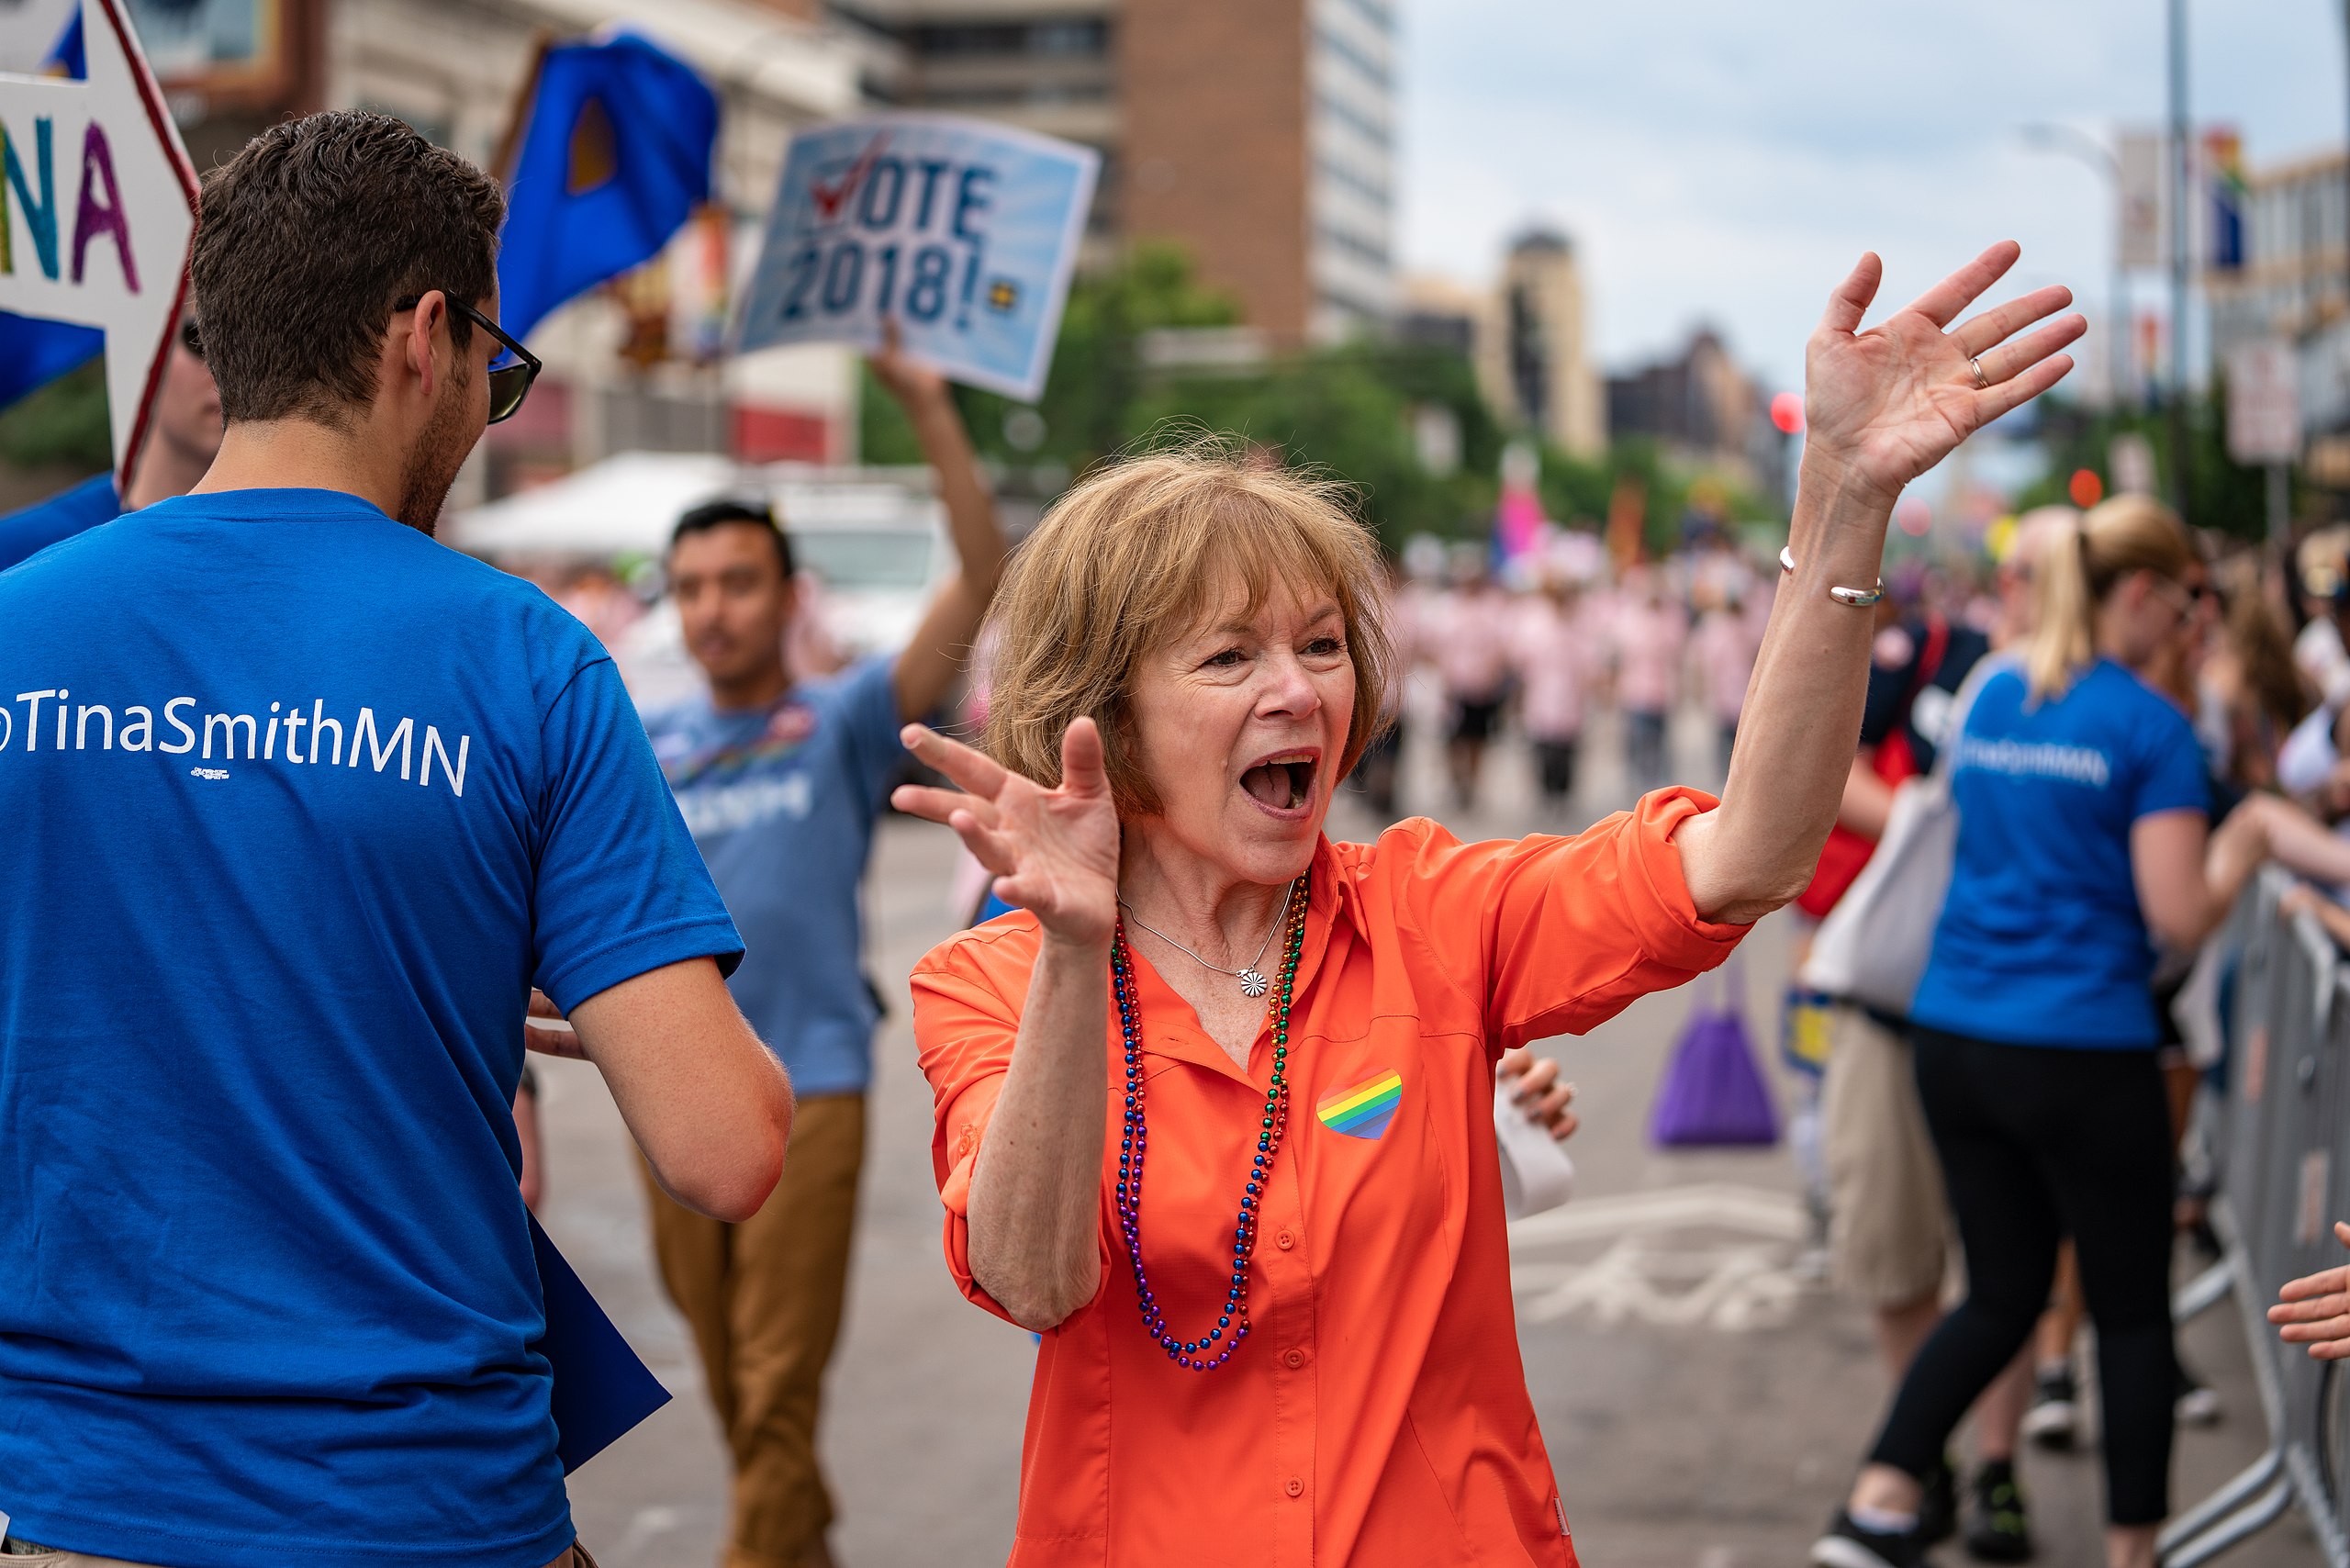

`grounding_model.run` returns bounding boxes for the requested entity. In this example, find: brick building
[842,0,1397,345]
